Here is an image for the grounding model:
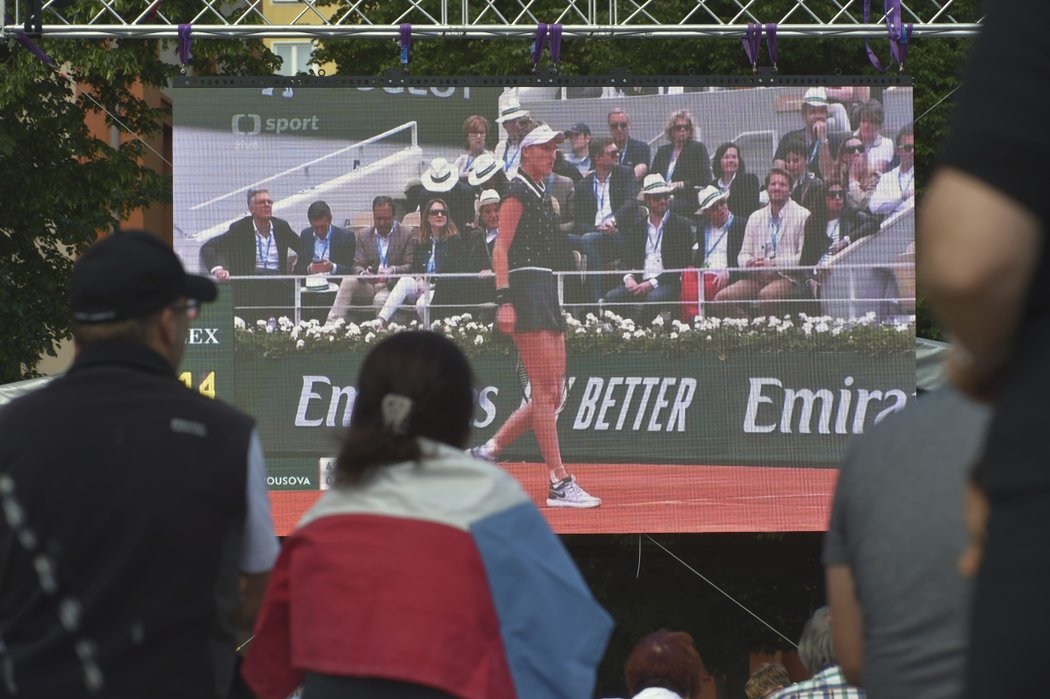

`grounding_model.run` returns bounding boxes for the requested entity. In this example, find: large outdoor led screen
[173,77,915,535]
